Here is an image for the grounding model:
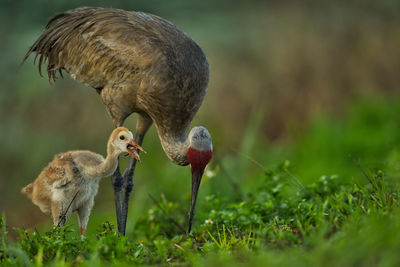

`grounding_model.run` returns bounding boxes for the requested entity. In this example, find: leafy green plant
[1,161,399,266]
